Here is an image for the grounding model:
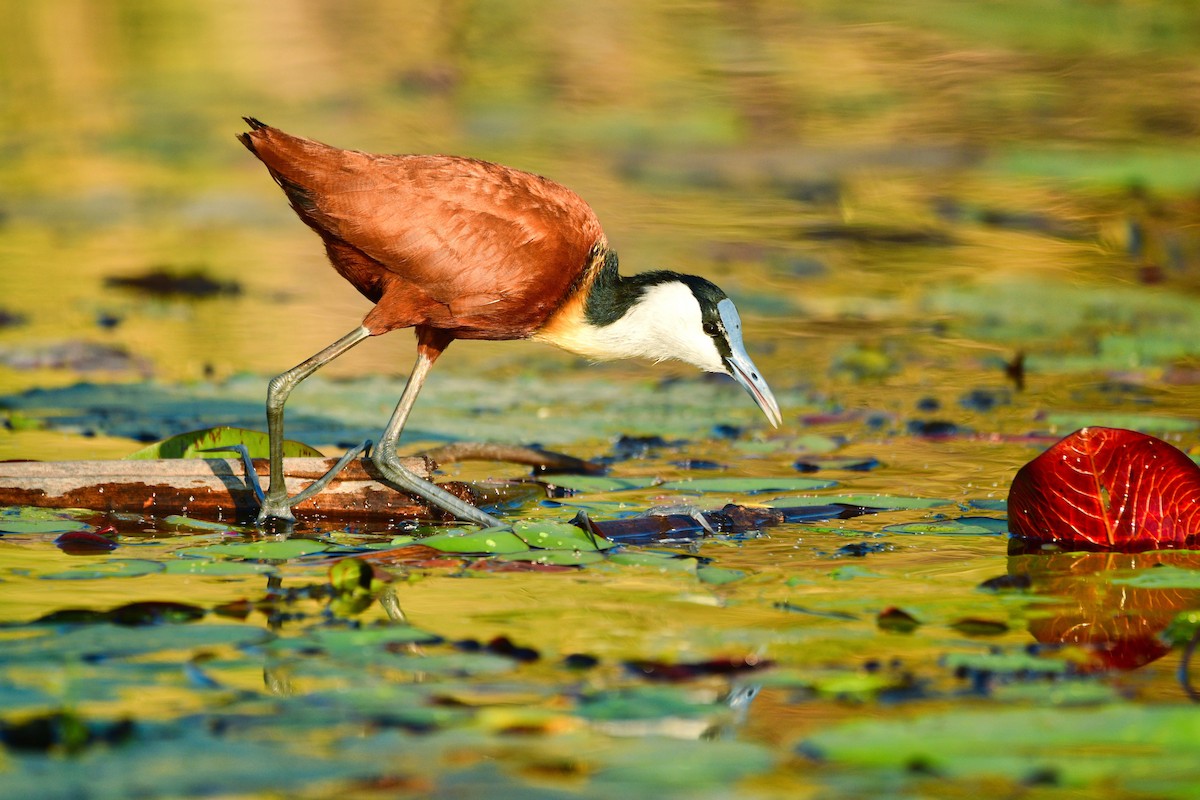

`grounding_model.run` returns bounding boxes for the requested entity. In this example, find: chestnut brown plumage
[238,118,780,526]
